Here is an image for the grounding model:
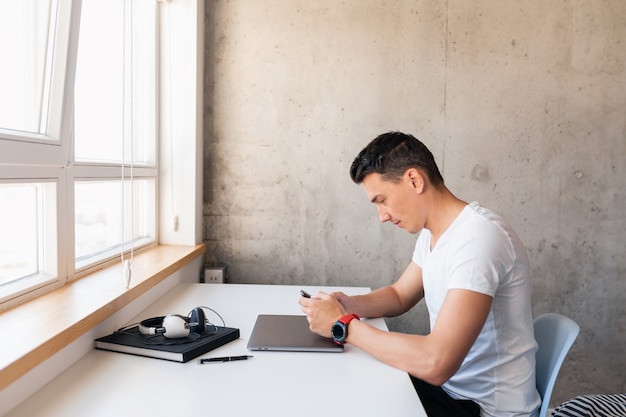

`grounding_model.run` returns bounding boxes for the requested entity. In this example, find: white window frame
[0,0,203,311]
[157,0,204,248]
[0,0,77,306]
